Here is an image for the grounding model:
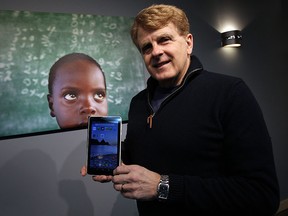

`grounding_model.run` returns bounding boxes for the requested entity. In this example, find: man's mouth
[153,60,170,68]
